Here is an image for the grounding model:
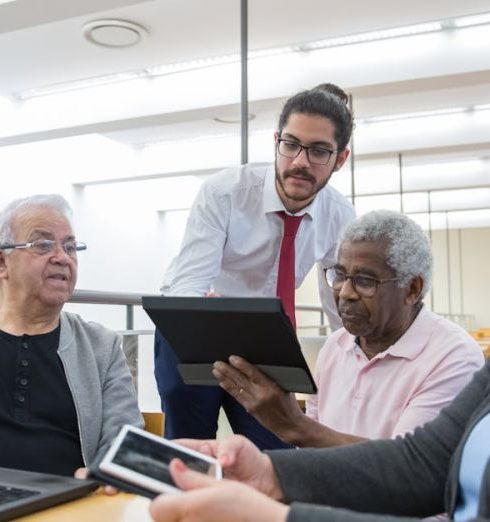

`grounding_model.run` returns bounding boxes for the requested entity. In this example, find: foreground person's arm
[149,443,423,522]
[269,360,490,519]
[151,359,490,522]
